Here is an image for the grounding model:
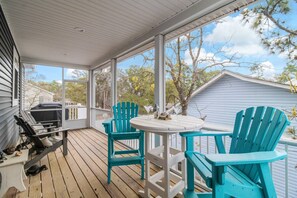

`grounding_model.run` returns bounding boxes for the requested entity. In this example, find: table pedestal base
[140,132,186,198]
